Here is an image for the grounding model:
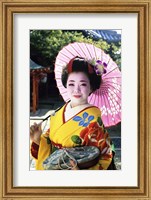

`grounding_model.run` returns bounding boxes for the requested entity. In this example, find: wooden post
[36,76,39,110]
[31,67,52,113]
[32,74,37,113]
